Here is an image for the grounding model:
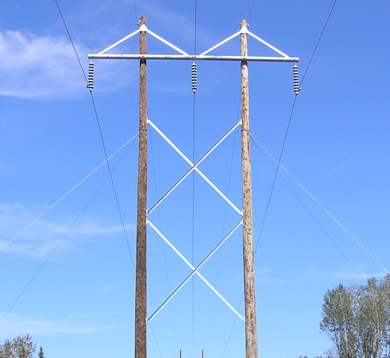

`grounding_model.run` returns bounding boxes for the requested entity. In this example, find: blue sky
[1,1,390,358]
